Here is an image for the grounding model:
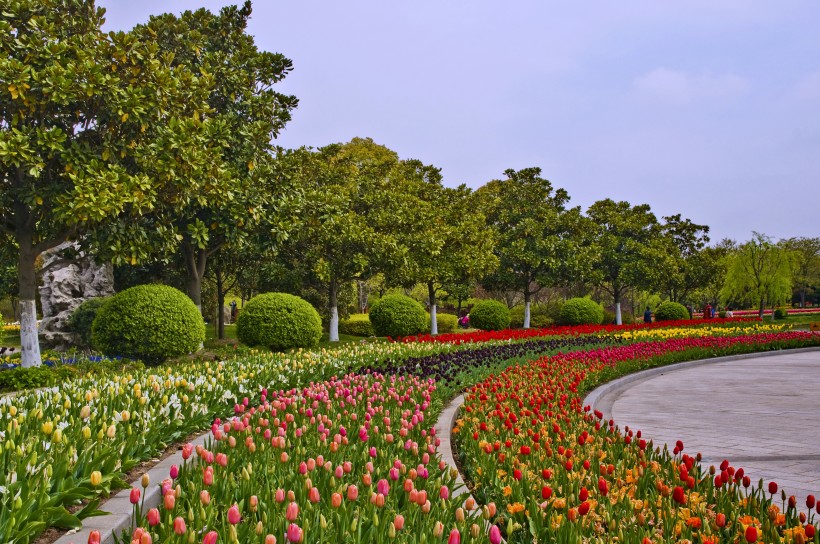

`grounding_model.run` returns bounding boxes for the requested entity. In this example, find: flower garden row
[0,320,817,543]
